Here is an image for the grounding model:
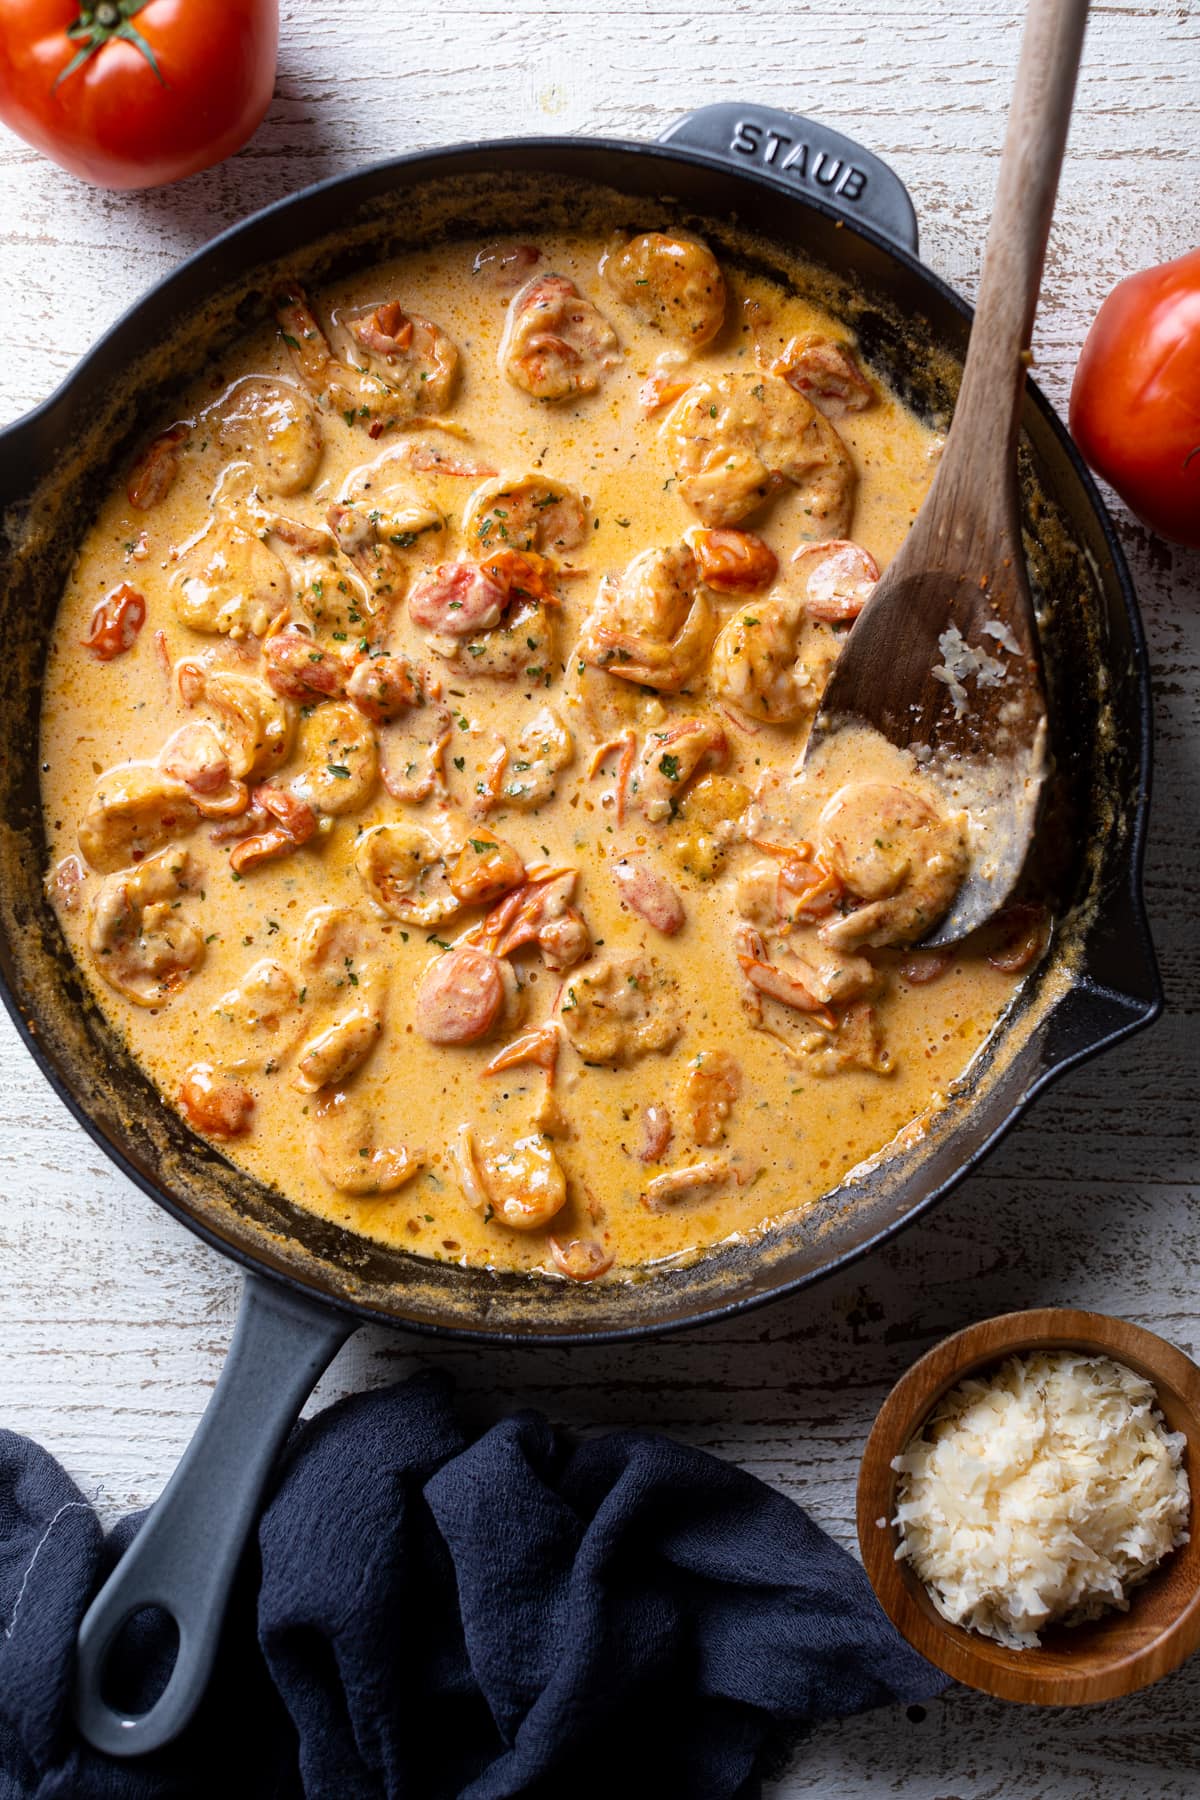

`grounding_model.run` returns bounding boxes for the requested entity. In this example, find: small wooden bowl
[857,1309,1200,1705]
